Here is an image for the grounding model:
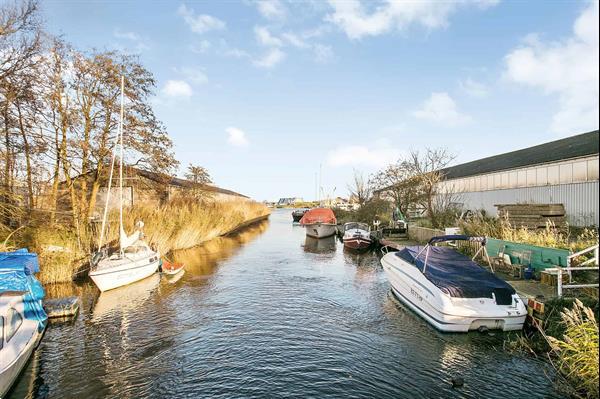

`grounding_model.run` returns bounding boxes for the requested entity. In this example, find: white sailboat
[89,77,160,292]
